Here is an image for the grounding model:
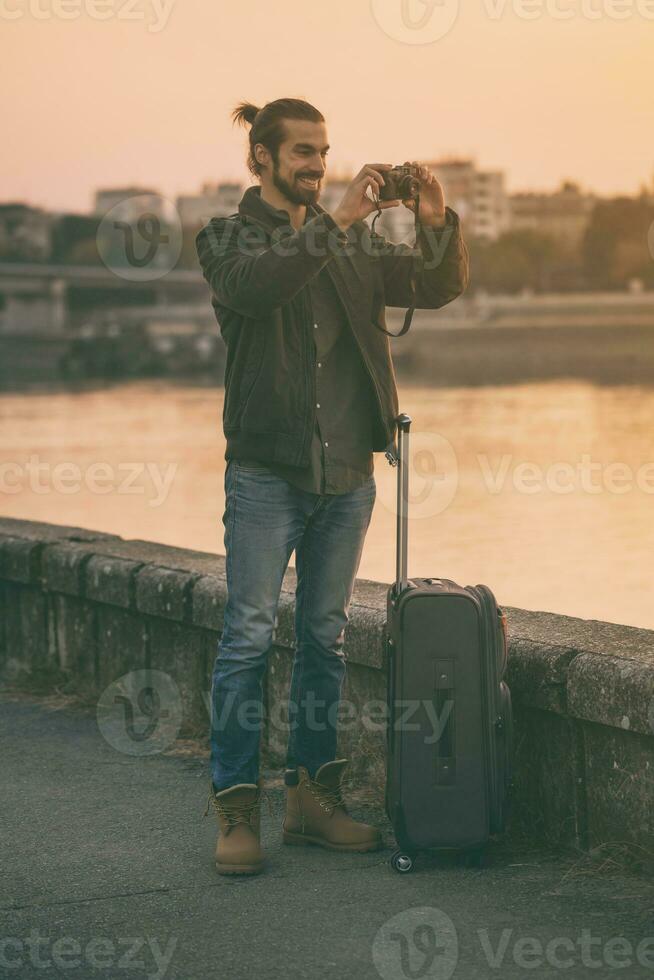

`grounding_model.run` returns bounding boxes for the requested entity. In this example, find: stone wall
[1,516,652,855]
